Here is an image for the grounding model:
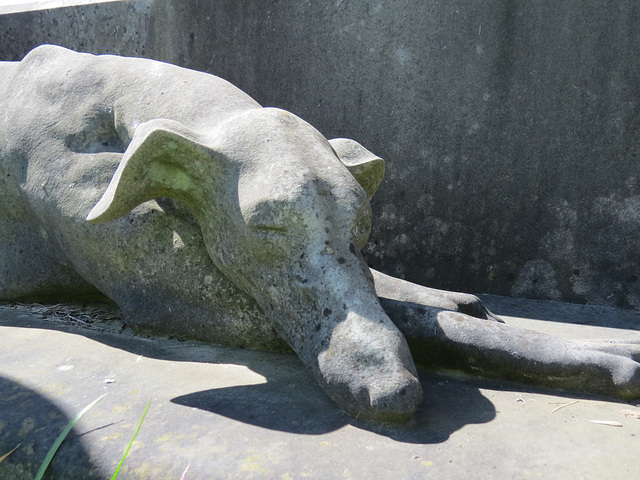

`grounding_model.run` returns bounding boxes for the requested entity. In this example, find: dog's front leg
[371,268,501,321]
[380,297,640,400]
